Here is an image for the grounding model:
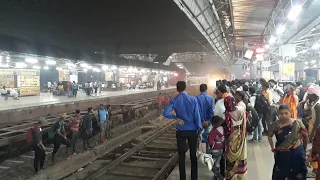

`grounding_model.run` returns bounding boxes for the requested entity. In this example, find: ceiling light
[32,65,41,69]
[304,66,309,69]
[93,68,101,72]
[311,60,316,64]
[46,59,56,65]
[43,66,49,70]
[111,66,117,70]
[312,43,320,49]
[305,62,309,65]
[87,65,93,69]
[80,63,88,68]
[269,36,277,44]
[6,56,10,60]
[15,62,28,68]
[288,5,302,21]
[313,64,317,68]
[102,65,108,71]
[276,25,286,35]
[83,68,88,72]
[25,58,38,64]
[0,63,9,68]
[301,49,308,53]
[56,67,62,71]
[154,62,159,64]
[66,62,76,67]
